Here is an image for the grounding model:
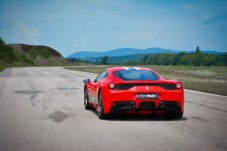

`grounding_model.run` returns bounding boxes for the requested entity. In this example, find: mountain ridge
[67,47,224,59]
